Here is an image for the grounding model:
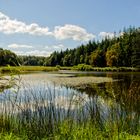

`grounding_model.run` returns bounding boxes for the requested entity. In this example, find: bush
[73,64,93,71]
[0,67,20,74]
